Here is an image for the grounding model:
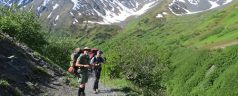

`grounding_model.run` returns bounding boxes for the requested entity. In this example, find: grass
[101,76,141,95]
[0,79,21,96]
[32,66,49,76]
[0,79,10,87]
[199,29,238,46]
